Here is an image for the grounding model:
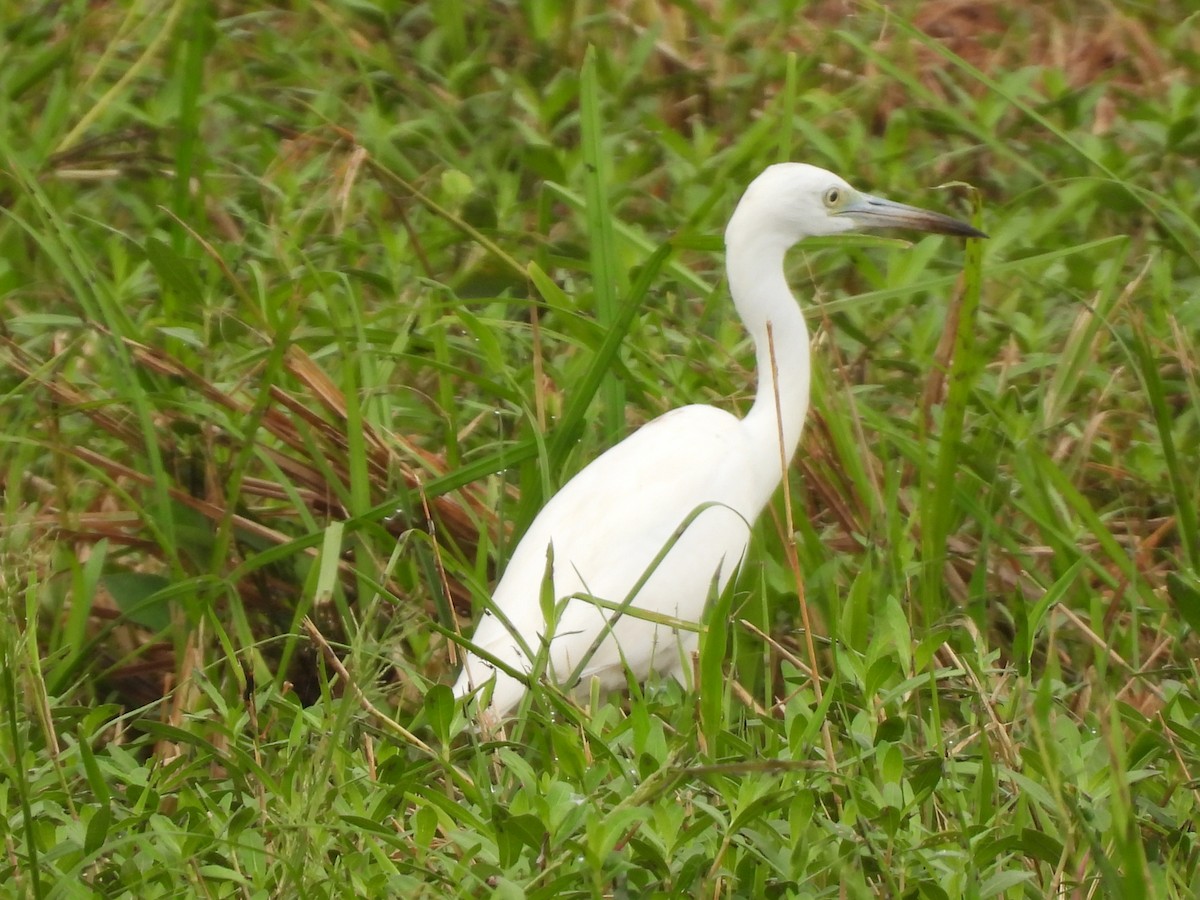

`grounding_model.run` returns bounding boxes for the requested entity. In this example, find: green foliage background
[1,1,1198,896]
